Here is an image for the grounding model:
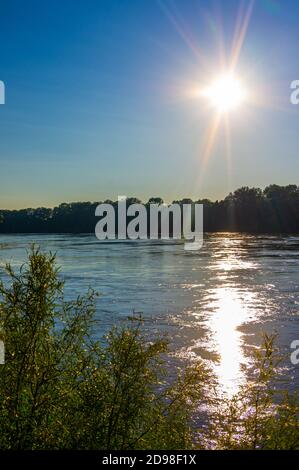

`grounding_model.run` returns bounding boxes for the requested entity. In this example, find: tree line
[0,184,298,234]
